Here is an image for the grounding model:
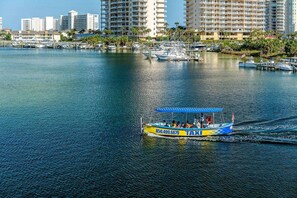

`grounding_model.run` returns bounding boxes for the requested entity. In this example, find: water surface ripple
[0,49,296,197]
